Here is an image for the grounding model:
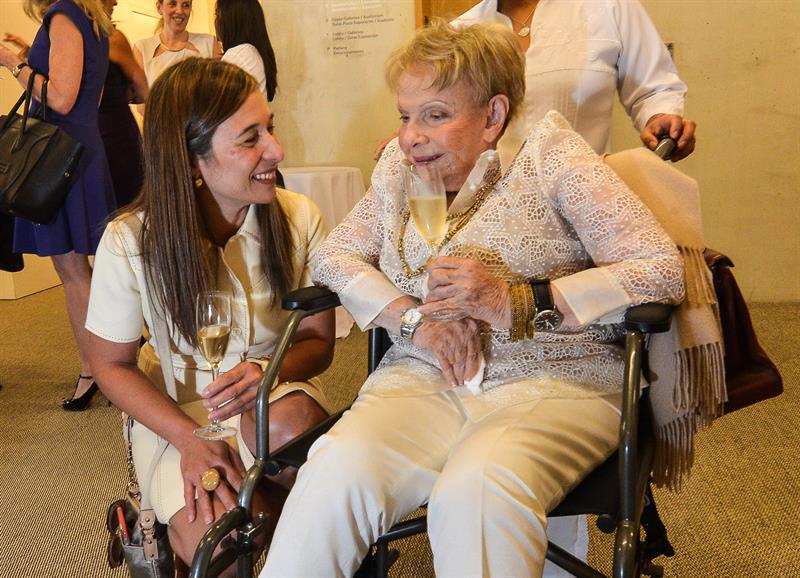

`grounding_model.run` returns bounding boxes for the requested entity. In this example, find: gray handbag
[105,423,175,578]
[106,281,182,577]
